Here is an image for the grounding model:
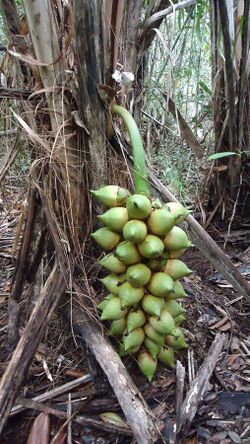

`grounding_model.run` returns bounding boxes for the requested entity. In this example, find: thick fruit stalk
[111,105,150,197]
